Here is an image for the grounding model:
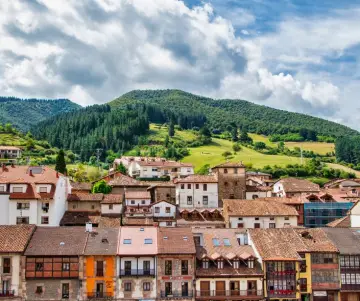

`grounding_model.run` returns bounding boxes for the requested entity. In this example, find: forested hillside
[336,136,360,166]
[0,97,81,131]
[110,89,358,138]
